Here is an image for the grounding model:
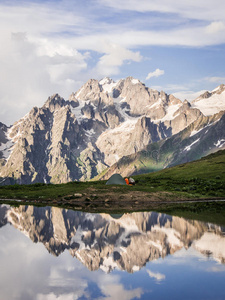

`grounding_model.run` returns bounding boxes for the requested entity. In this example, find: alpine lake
[0,201,225,300]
